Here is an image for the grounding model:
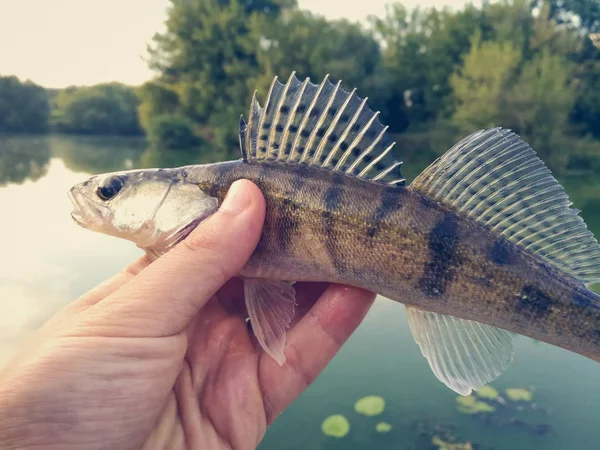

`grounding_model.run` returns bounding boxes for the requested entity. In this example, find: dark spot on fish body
[490,239,512,265]
[418,194,437,210]
[273,165,309,254]
[572,290,592,309]
[516,285,554,319]
[207,164,230,198]
[366,187,402,240]
[418,214,461,297]
[322,174,345,274]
